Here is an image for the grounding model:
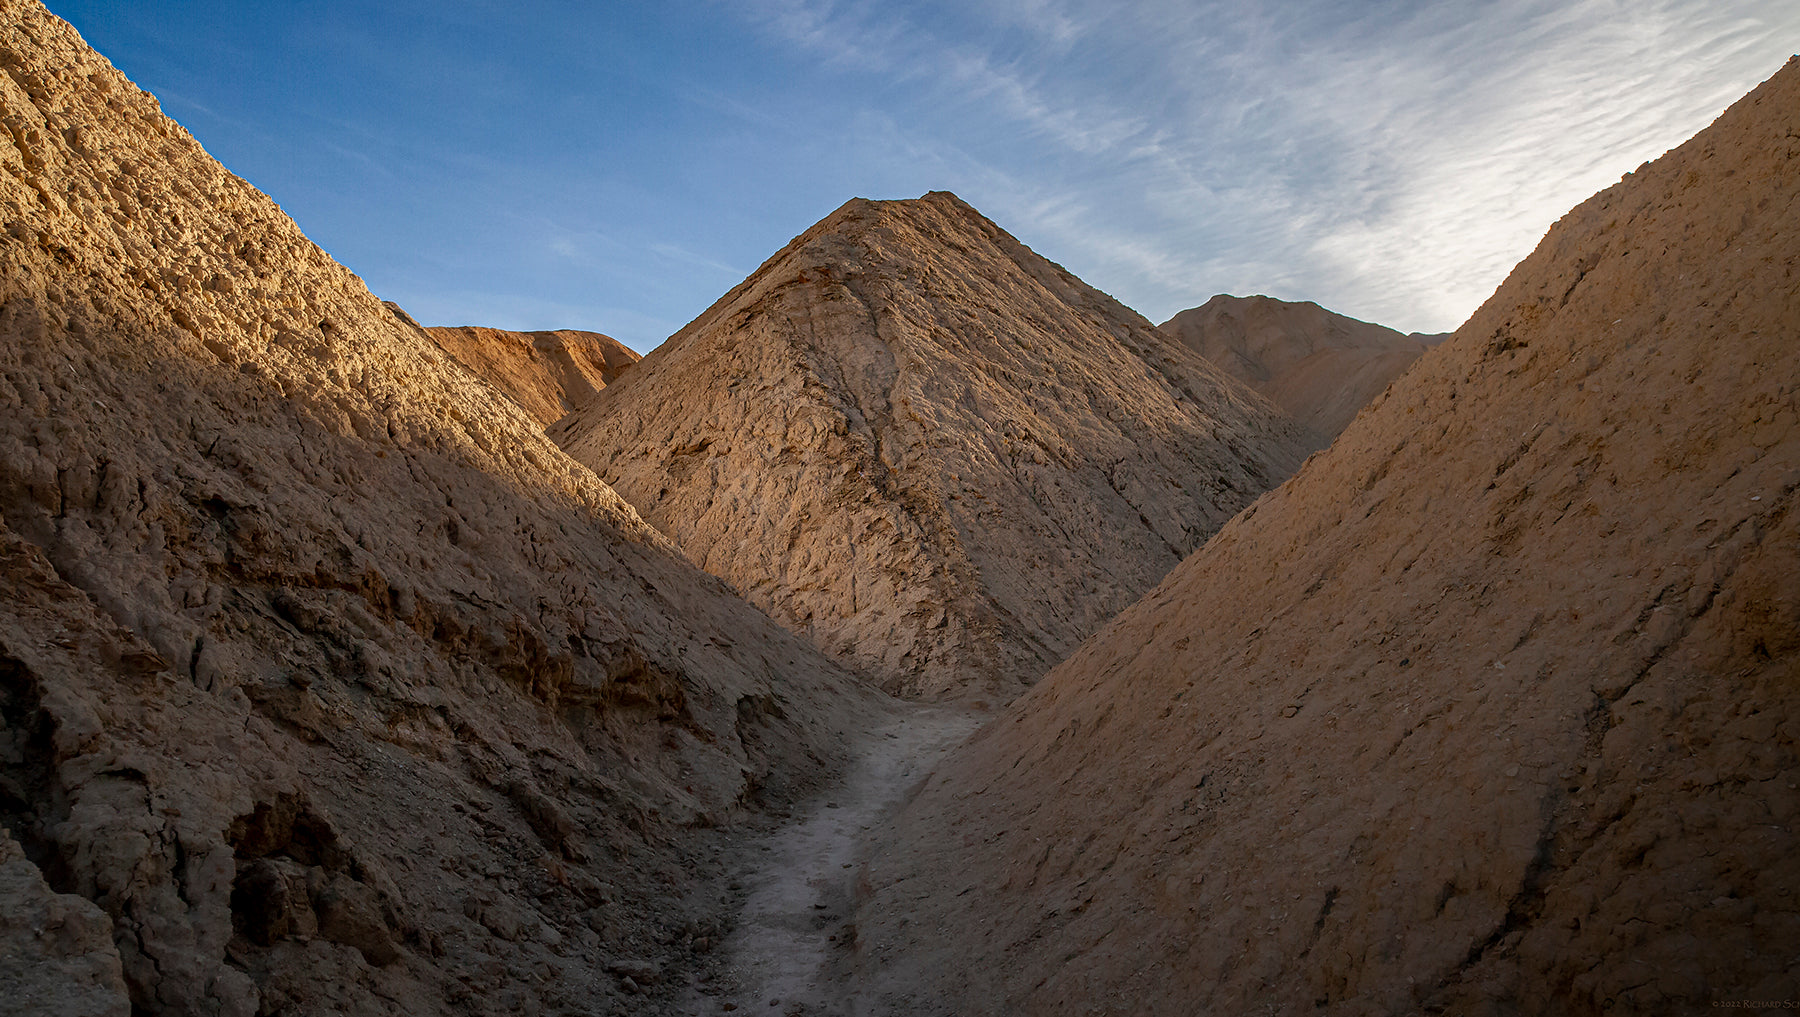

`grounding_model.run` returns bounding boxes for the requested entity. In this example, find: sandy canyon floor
[663,702,987,1017]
